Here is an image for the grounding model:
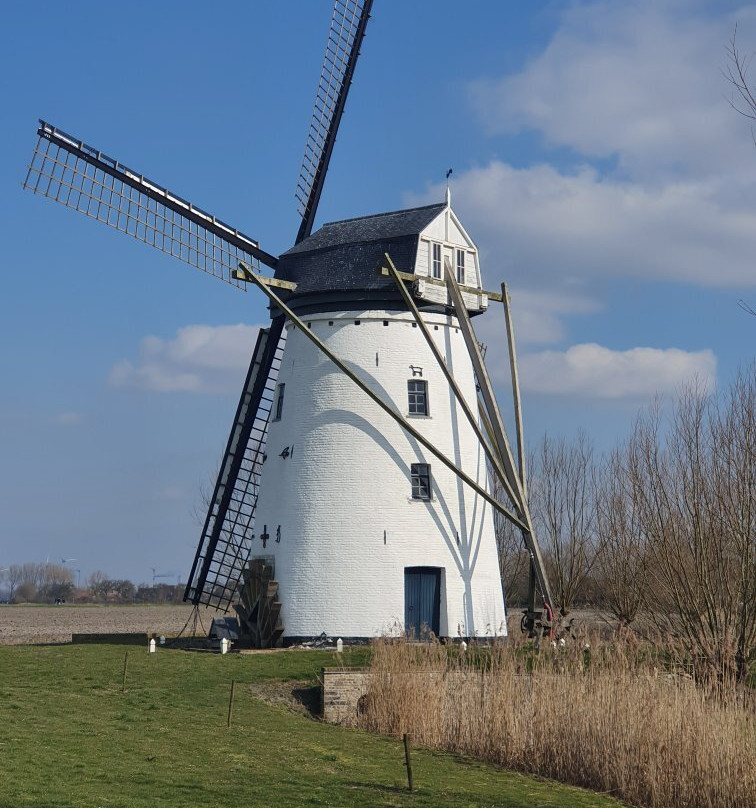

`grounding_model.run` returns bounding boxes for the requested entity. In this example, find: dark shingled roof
[275,203,445,313]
